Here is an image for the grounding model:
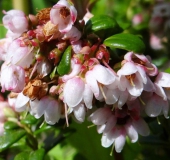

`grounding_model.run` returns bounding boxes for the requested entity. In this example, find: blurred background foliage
[0,0,170,159]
